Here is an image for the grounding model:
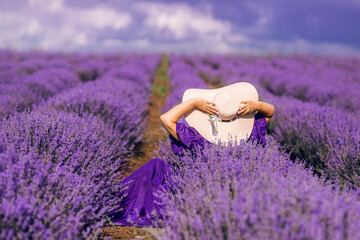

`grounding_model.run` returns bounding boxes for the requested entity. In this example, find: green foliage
[152,54,169,98]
